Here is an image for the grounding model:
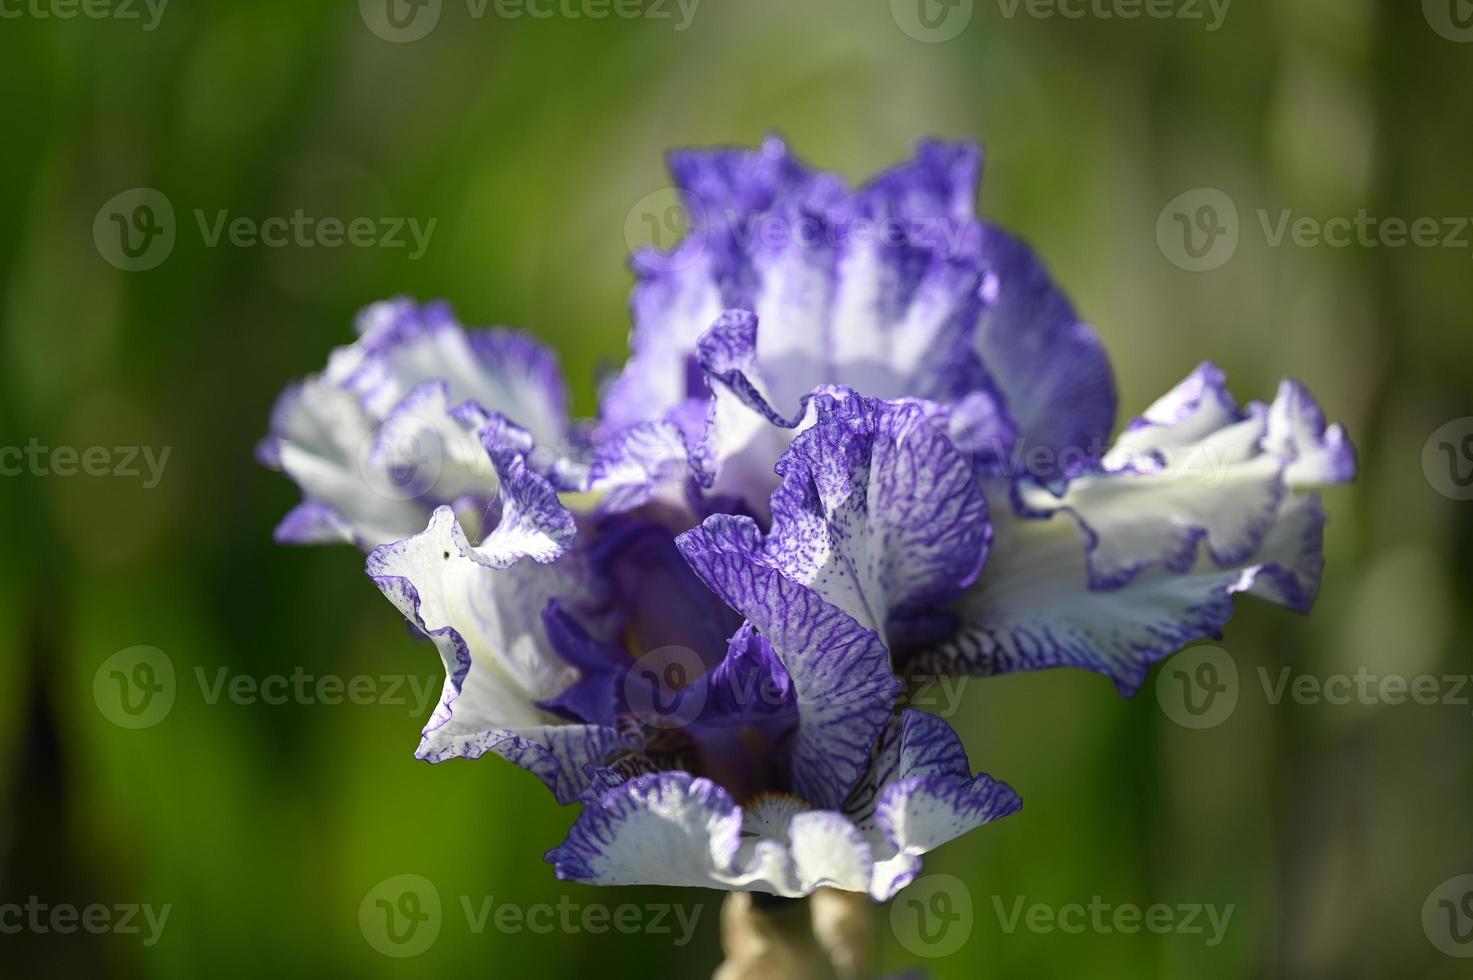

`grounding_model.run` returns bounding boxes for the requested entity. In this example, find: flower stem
[714,889,873,980]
